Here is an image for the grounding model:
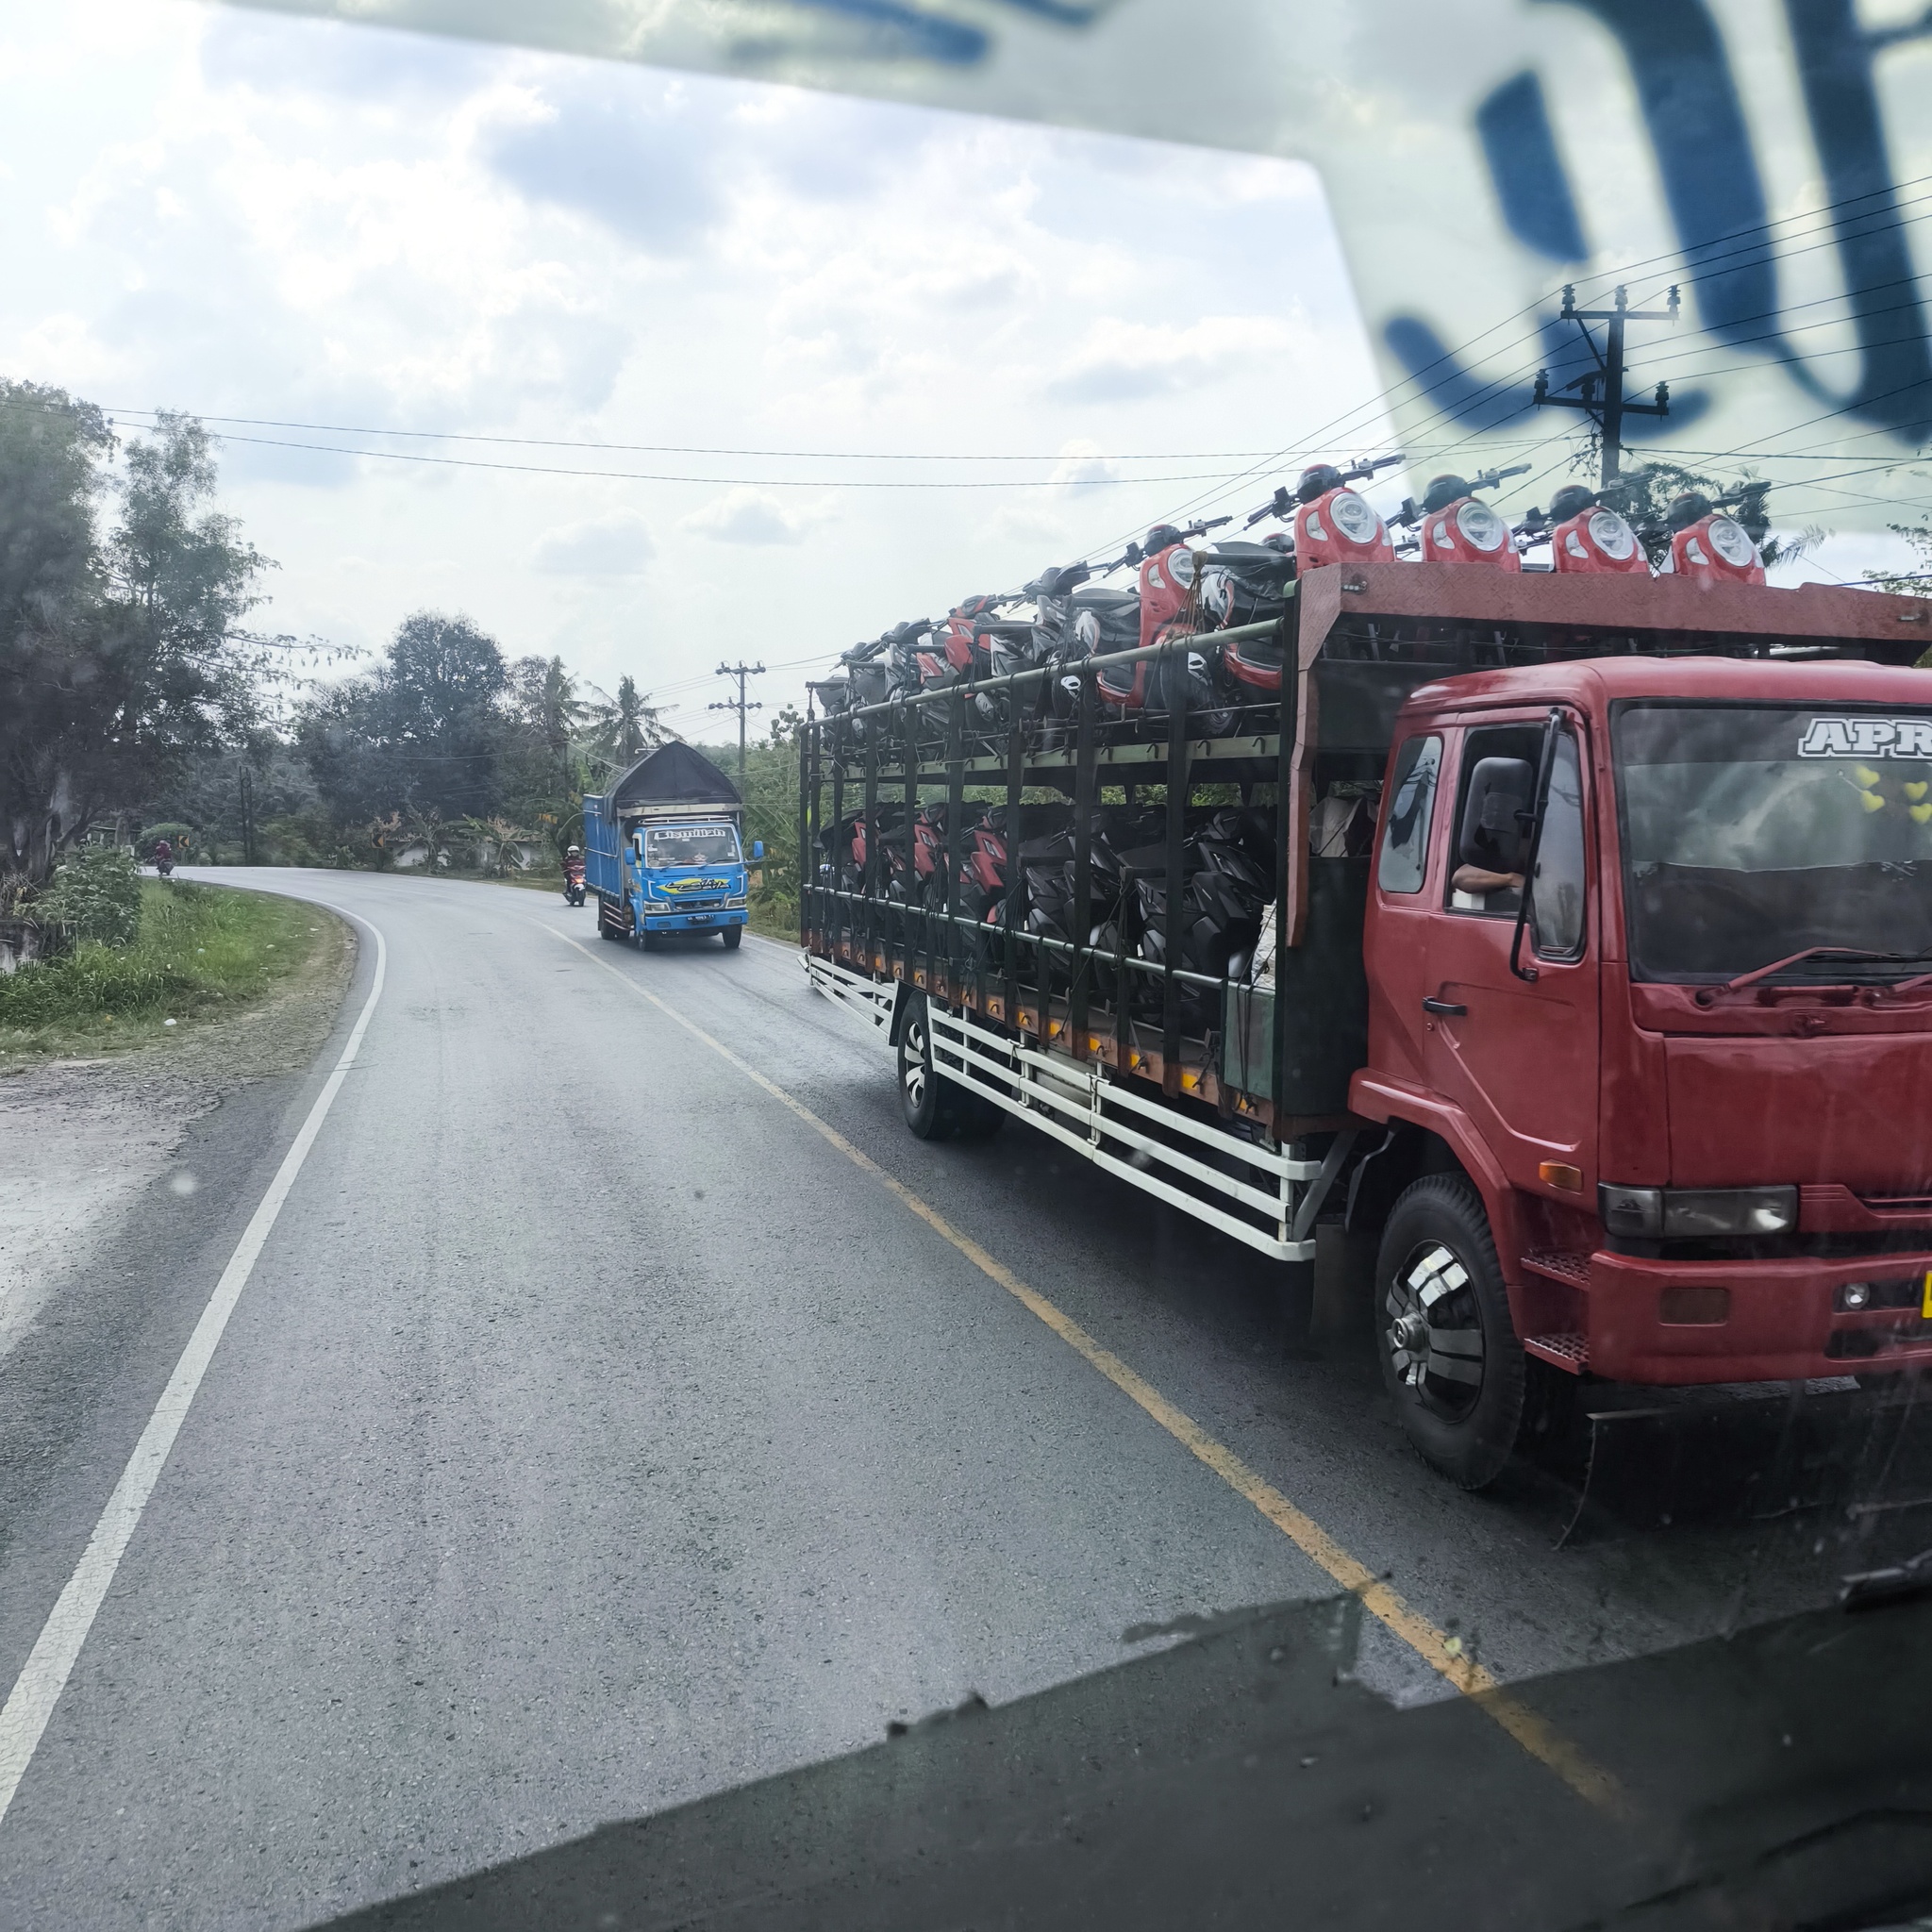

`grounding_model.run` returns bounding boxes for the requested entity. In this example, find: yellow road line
[545,923,1631,1821]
